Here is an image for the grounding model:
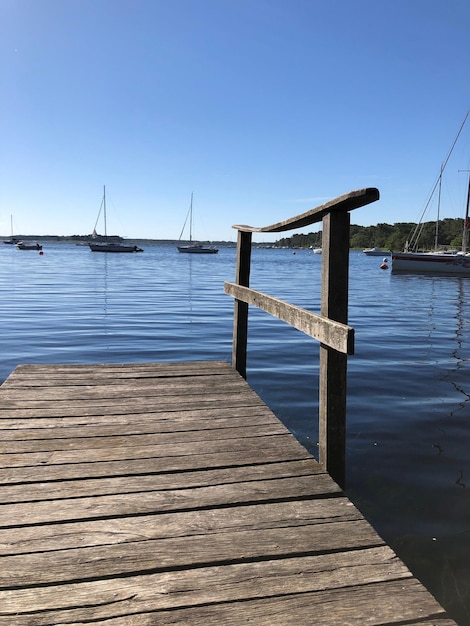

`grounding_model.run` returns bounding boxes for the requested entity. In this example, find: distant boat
[177,193,218,254]
[312,247,322,254]
[3,215,20,245]
[392,110,470,275]
[363,247,390,256]
[89,186,143,253]
[16,241,42,250]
